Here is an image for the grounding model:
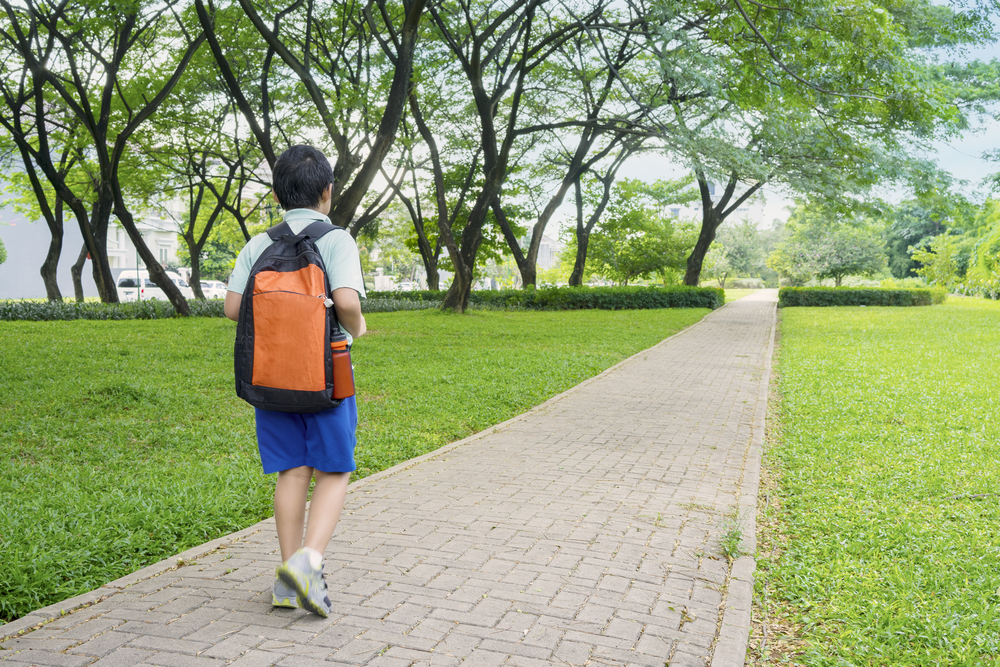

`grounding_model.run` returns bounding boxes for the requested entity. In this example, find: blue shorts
[254,396,358,474]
